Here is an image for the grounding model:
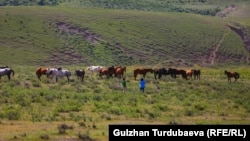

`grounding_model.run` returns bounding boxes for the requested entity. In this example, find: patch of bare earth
[42,22,103,66]
[54,22,160,66]
[216,5,237,18]
[56,22,100,44]
[41,46,87,66]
